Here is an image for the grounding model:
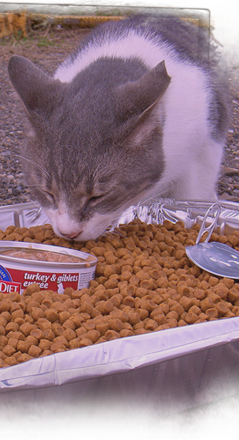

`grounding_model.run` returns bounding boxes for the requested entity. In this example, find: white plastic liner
[1,200,239,411]
[0,318,239,434]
